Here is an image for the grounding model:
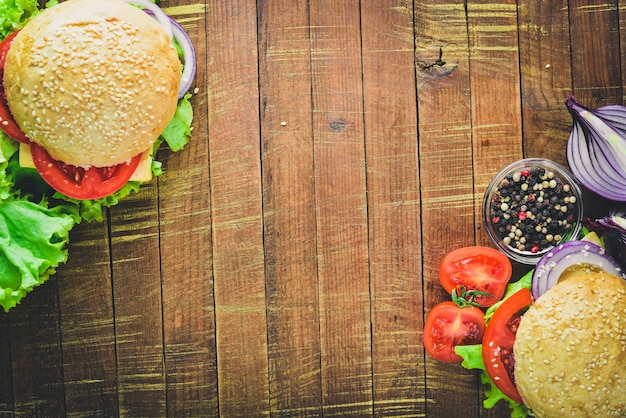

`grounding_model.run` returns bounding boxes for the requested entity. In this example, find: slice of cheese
[19,142,153,182]
[19,142,35,168]
[129,150,153,182]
